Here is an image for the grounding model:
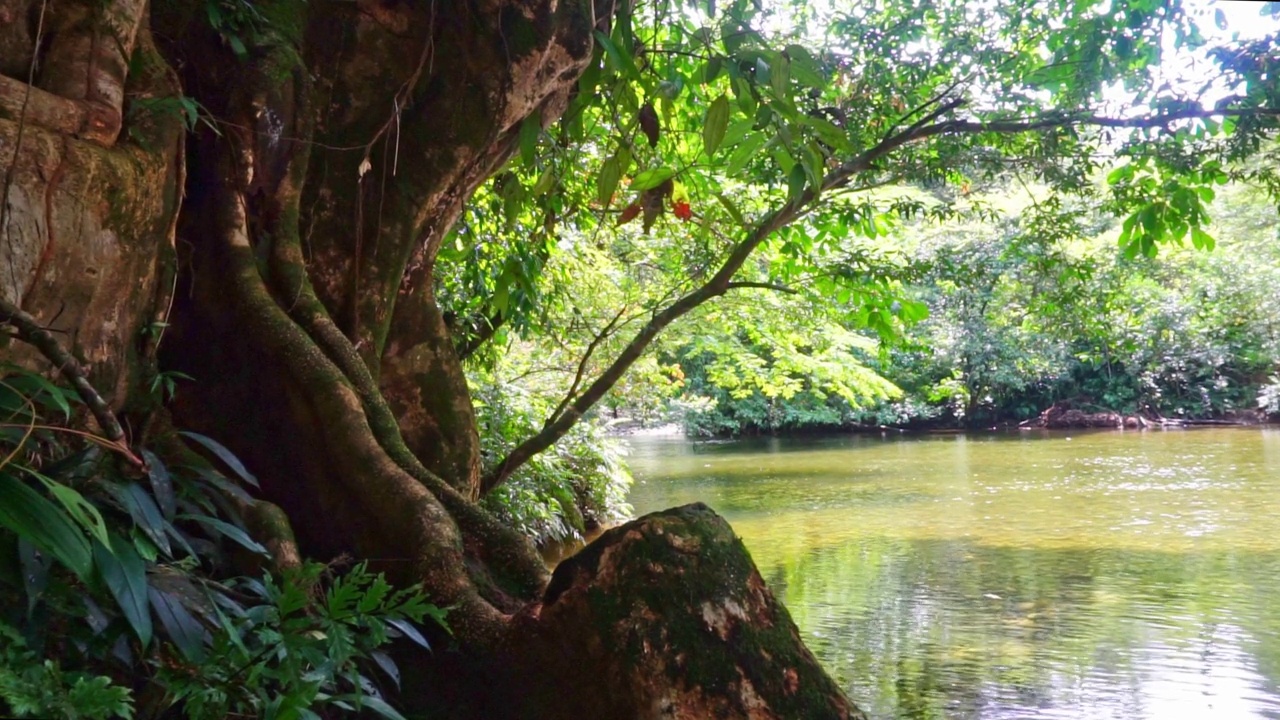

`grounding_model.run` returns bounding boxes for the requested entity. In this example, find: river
[624,427,1280,719]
